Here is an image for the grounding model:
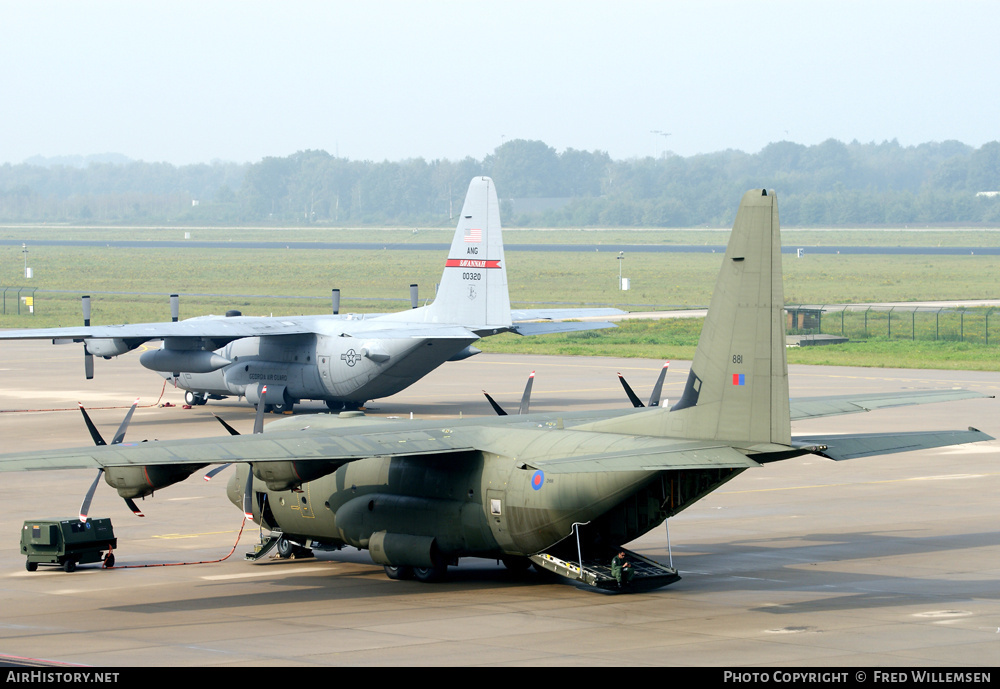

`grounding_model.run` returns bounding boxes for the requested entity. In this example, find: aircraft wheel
[271,393,294,414]
[104,553,115,568]
[276,536,294,559]
[63,559,77,573]
[501,556,531,572]
[25,560,37,572]
[184,391,198,405]
[412,563,447,583]
[384,565,413,580]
